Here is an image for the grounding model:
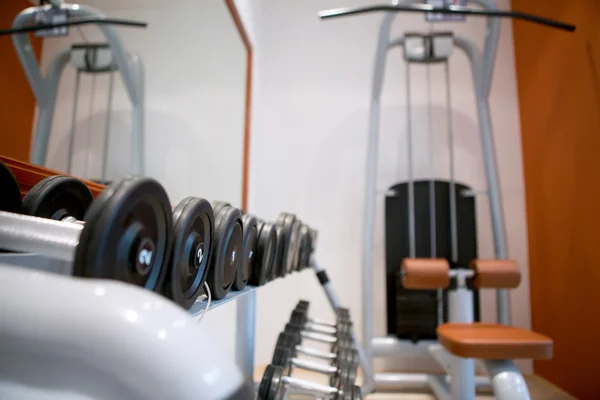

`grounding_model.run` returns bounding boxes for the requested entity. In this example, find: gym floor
[254,368,575,399]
